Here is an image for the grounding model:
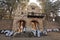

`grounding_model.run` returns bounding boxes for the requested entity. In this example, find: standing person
[20,22,24,32]
[36,23,41,37]
[31,22,41,37]
[31,22,36,37]
[17,21,24,32]
[19,21,26,32]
